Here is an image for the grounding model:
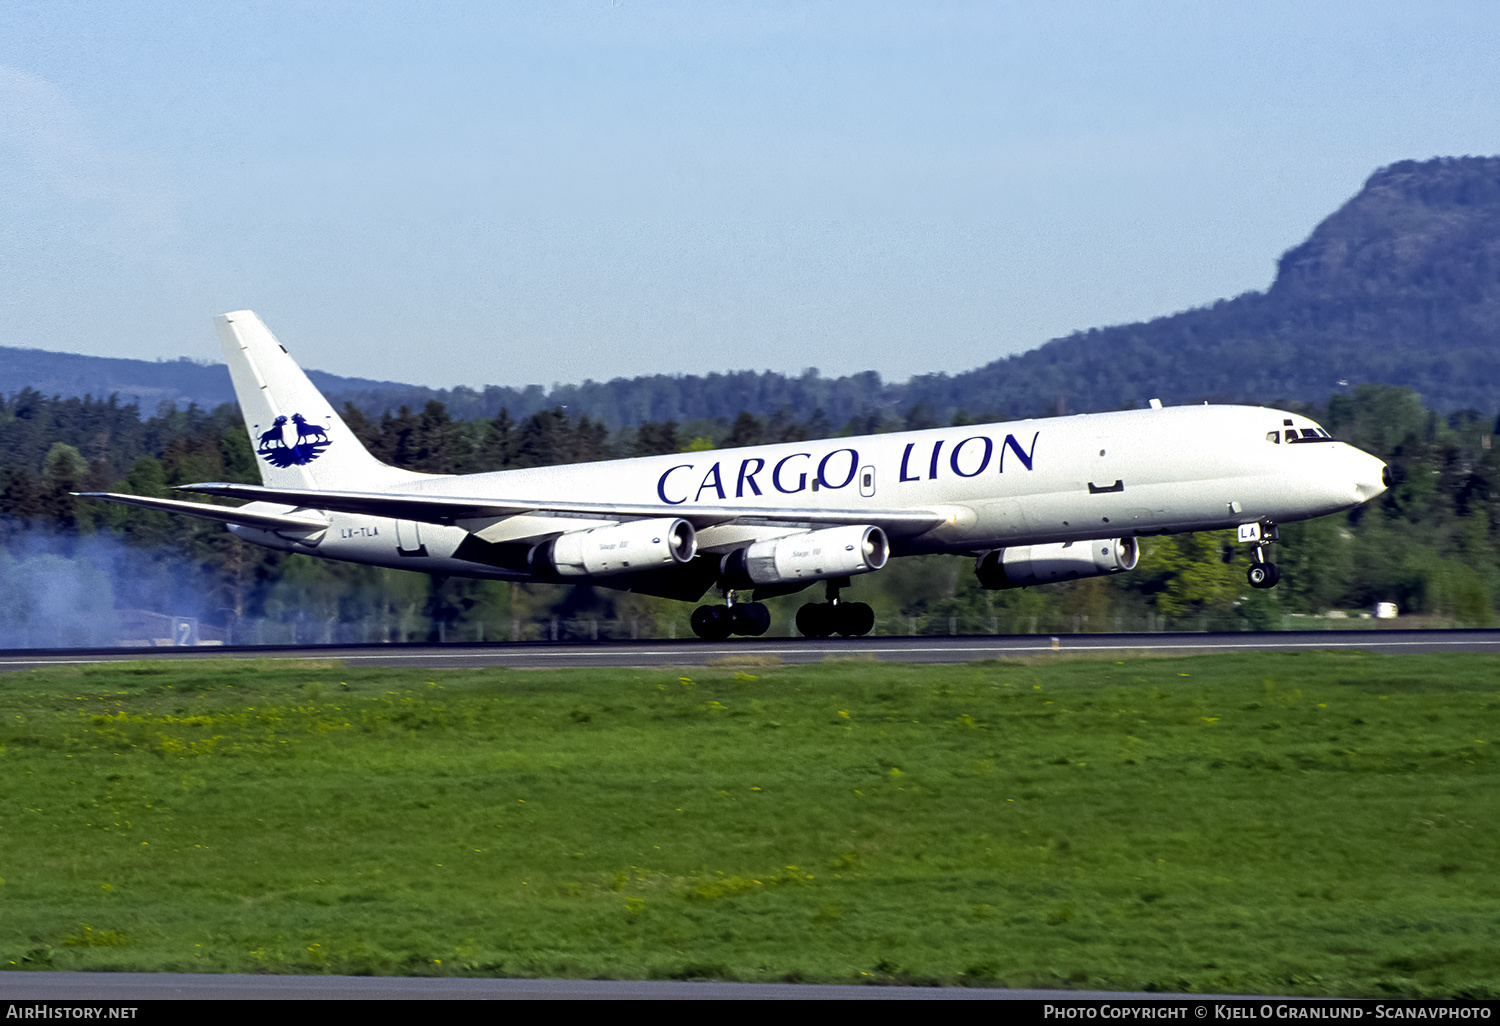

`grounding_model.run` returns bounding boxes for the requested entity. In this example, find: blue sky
[1,1,1497,389]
